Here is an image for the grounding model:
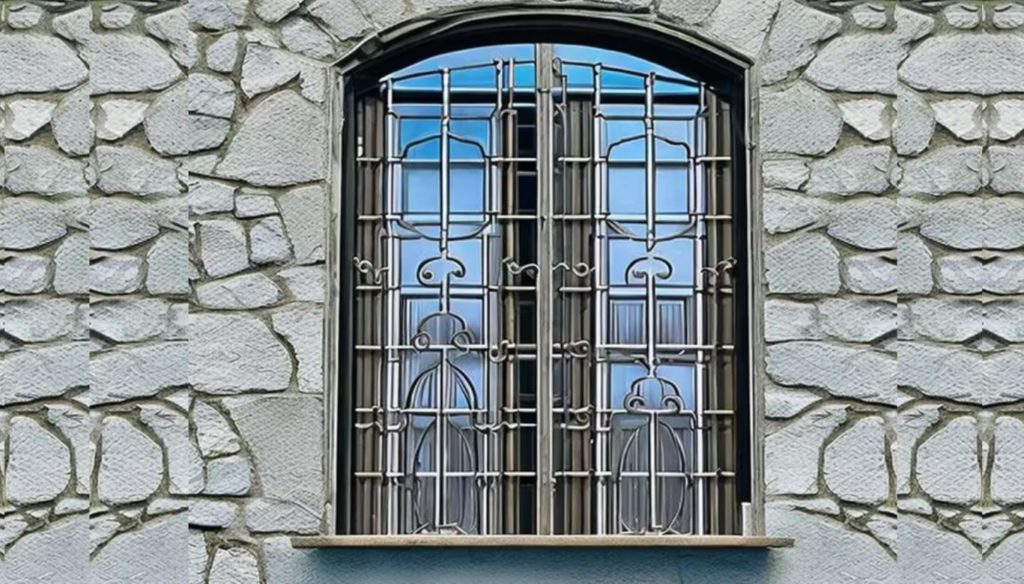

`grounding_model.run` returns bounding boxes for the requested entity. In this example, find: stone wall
[0,1,1021,583]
